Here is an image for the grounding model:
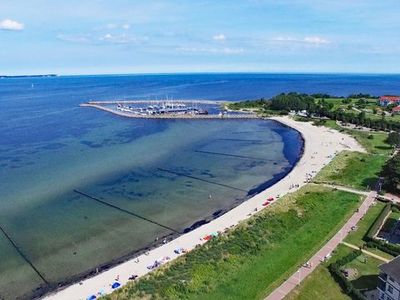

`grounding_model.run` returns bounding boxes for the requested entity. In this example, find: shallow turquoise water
[0,114,302,299]
[4,72,399,298]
